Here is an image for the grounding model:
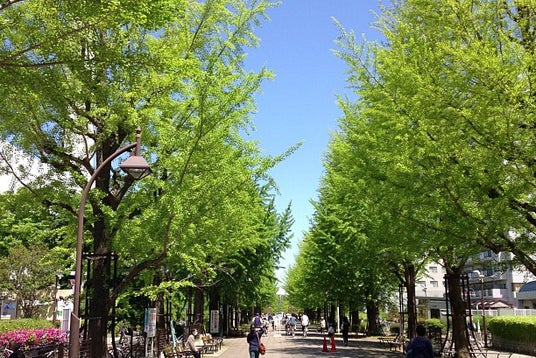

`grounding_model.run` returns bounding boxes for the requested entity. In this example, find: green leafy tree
[0,245,55,318]
[1,1,292,356]
[329,0,536,356]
